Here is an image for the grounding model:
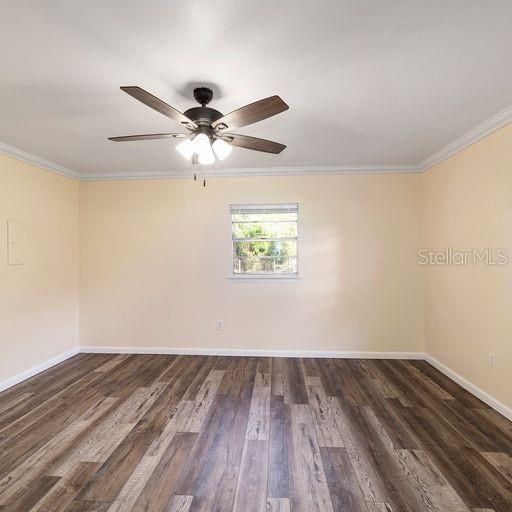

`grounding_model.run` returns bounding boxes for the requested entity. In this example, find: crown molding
[0,141,80,180]
[78,163,421,181]
[418,104,512,172]
[1,103,511,181]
